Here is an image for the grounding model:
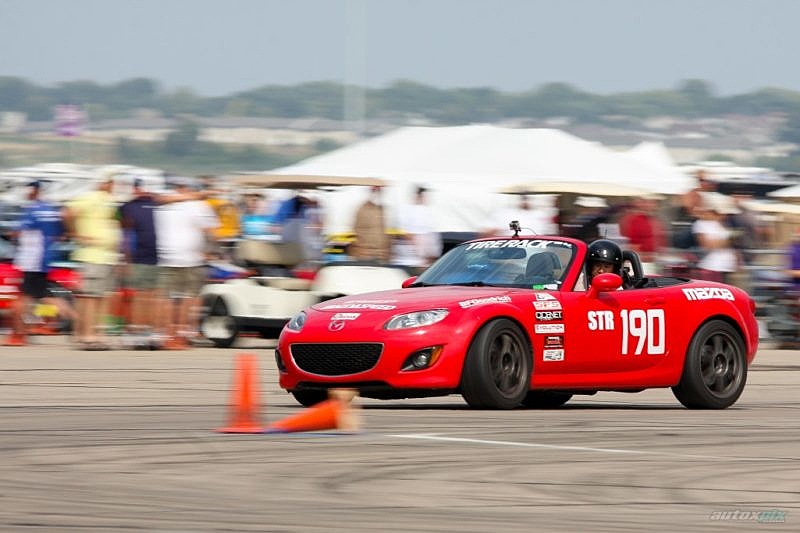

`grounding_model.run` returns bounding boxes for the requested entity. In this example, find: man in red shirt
[619,194,666,274]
